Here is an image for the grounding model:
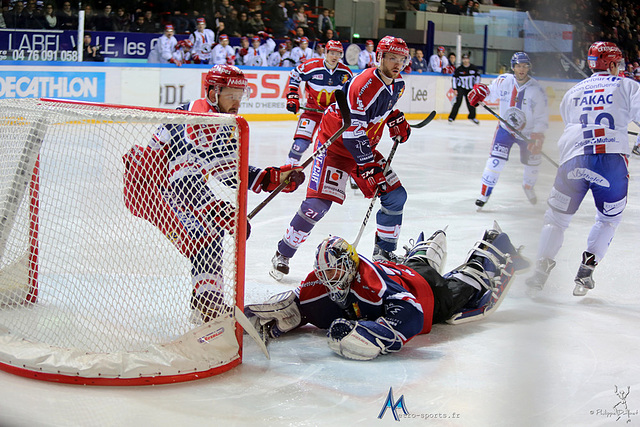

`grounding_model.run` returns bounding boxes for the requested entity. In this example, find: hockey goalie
[245,223,529,360]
